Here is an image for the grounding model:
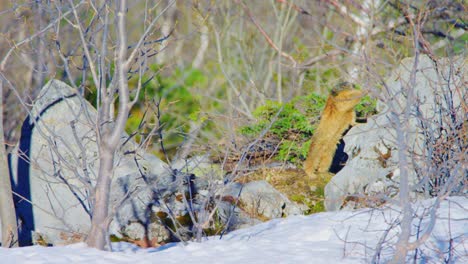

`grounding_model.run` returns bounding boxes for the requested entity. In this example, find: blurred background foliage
[0,0,465,161]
